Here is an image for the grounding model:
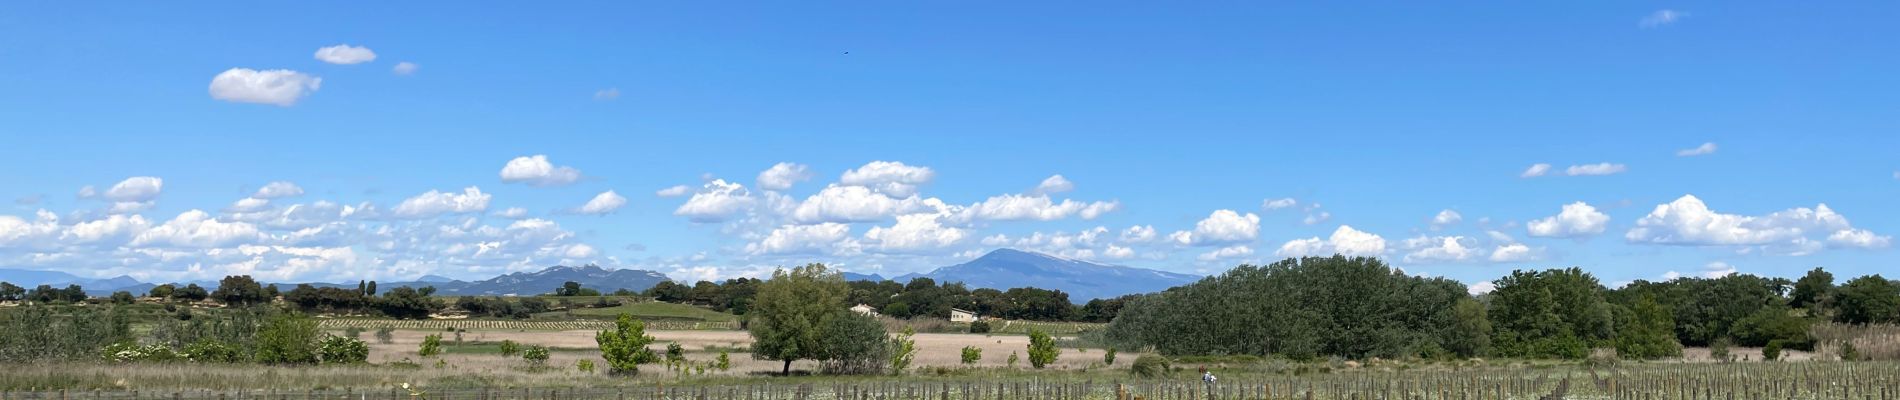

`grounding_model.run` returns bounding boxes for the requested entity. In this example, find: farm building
[850,303,879,317]
[949,308,978,322]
